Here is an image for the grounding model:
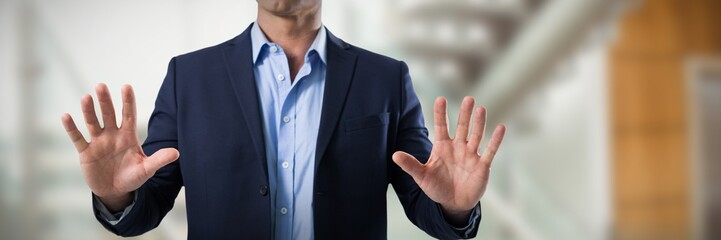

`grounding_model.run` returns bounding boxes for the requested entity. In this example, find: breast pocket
[344,112,390,133]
